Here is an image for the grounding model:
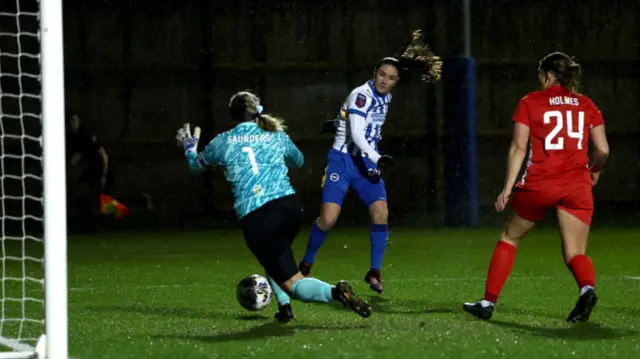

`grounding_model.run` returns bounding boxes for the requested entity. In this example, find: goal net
[0,0,68,358]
